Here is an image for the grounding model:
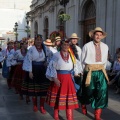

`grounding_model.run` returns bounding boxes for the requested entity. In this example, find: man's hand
[29,72,33,79]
